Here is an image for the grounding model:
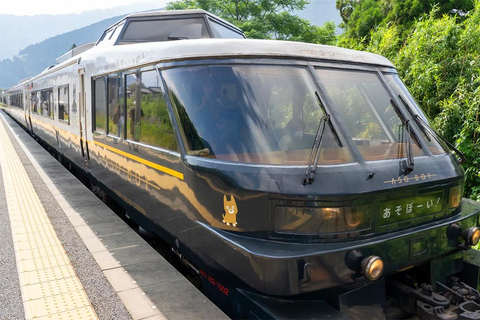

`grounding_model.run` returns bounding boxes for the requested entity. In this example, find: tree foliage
[339,1,480,199]
[337,0,474,40]
[166,0,337,44]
